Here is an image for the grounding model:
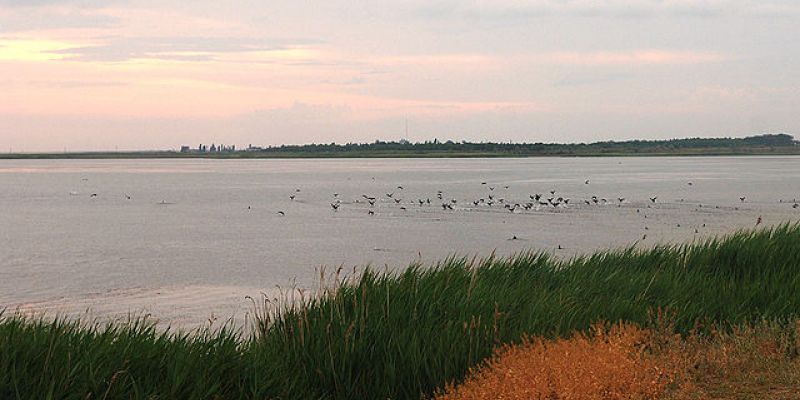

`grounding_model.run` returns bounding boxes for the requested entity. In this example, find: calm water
[2,157,799,326]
